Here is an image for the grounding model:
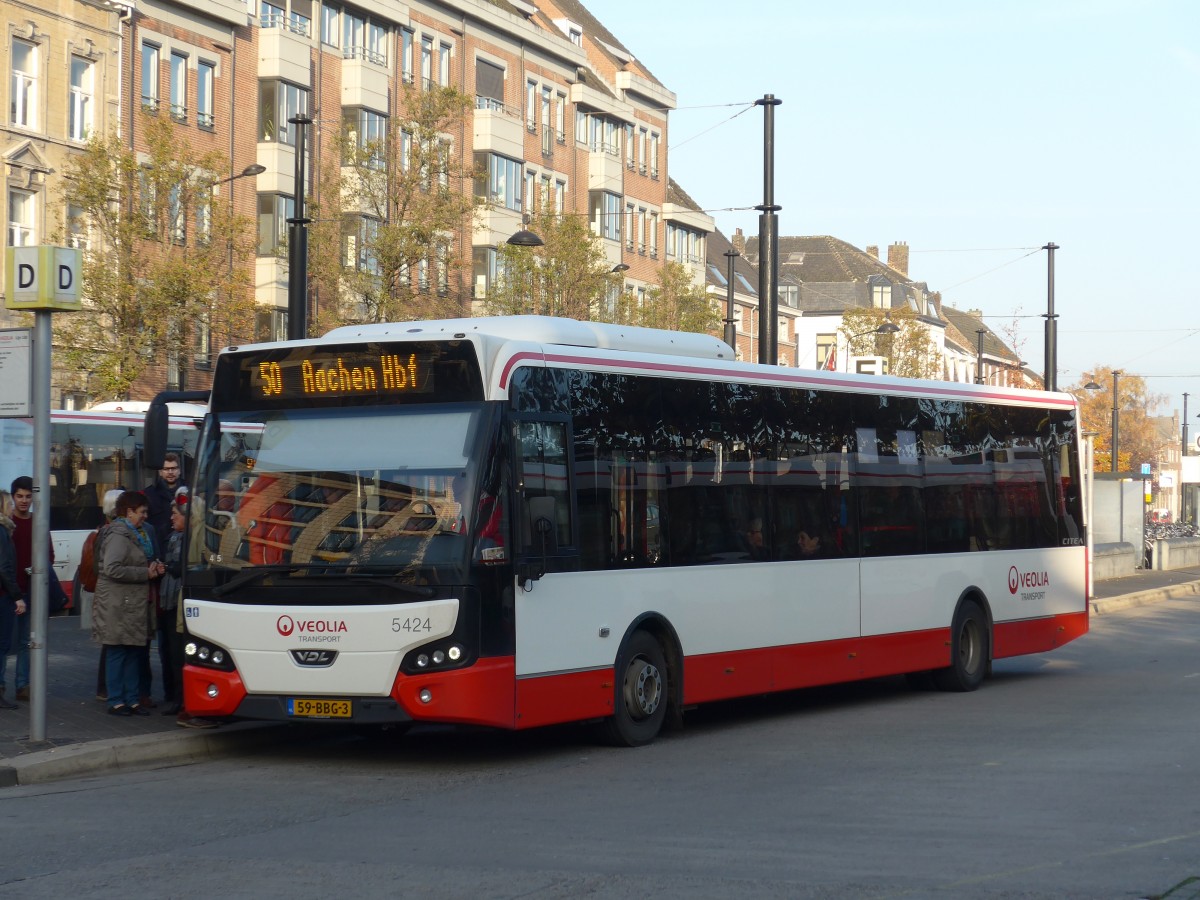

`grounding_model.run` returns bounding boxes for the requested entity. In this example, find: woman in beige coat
[92,491,164,716]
